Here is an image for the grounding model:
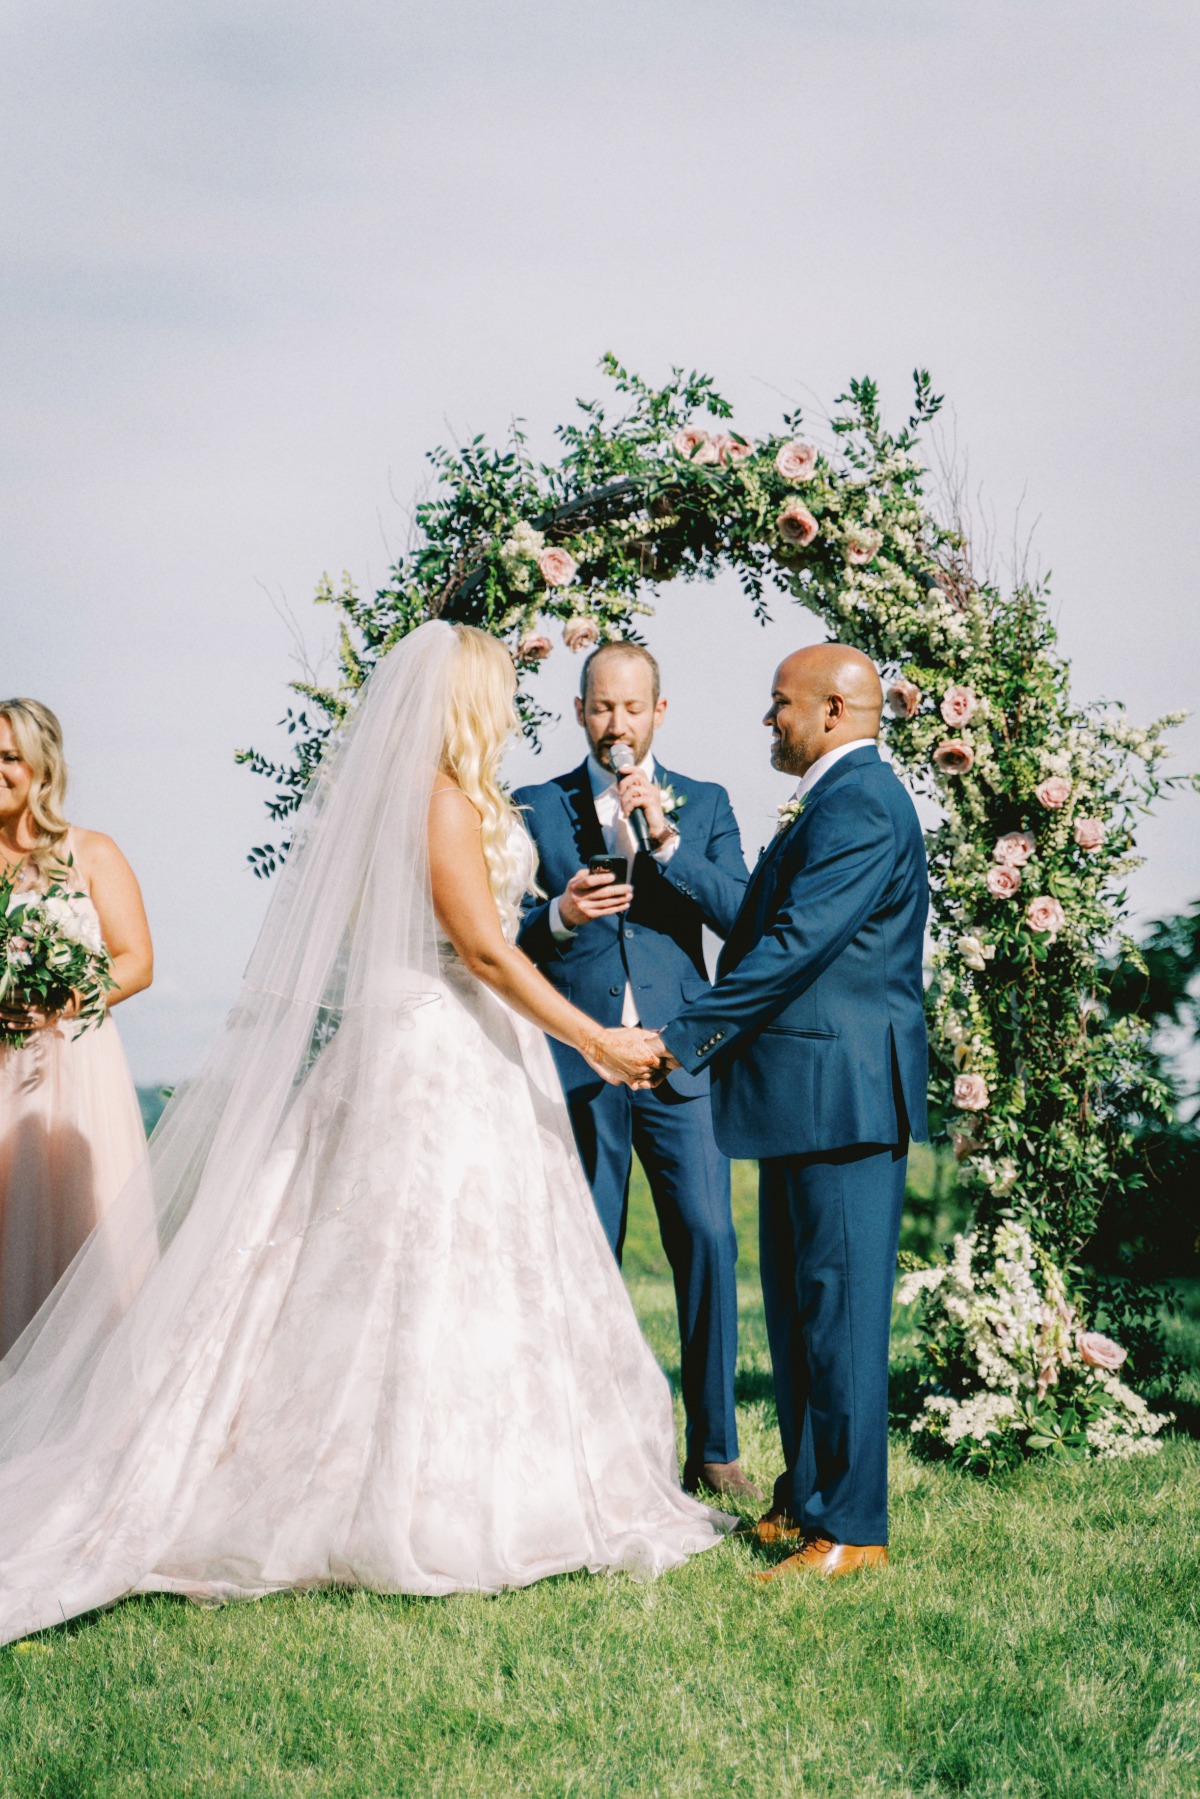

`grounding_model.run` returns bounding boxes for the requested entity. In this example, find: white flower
[775,796,805,835]
[957,933,995,973]
[42,895,104,956]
